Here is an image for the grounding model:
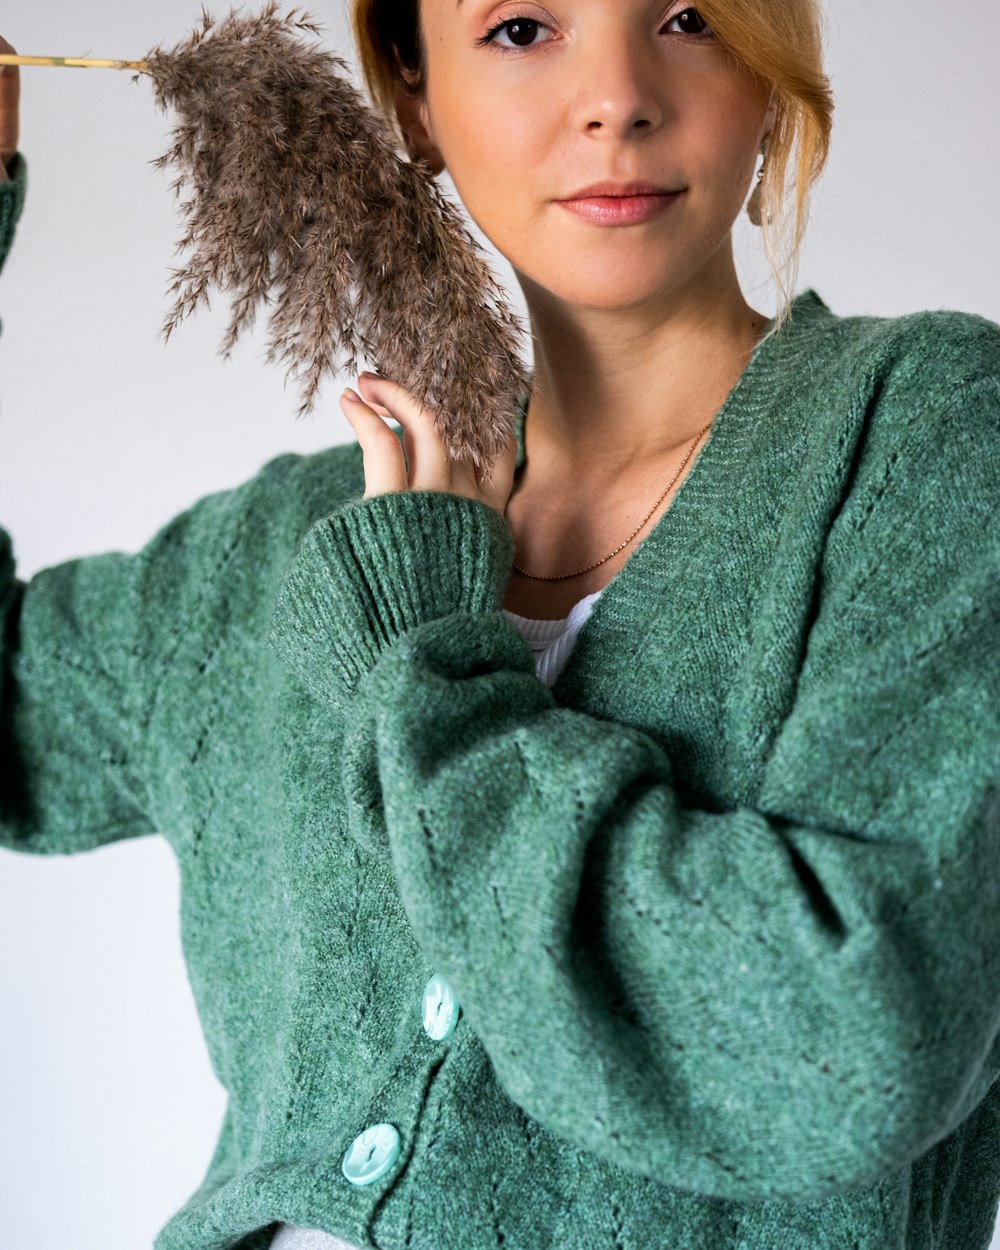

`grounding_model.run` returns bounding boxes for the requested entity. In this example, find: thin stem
[0,53,150,73]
